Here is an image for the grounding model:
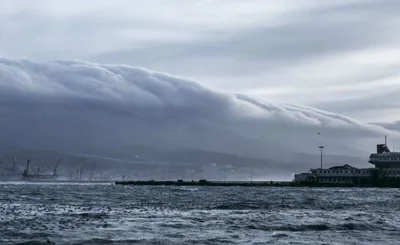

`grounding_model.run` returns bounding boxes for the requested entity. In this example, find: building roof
[295,172,312,176]
[370,152,400,157]
[328,164,355,170]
